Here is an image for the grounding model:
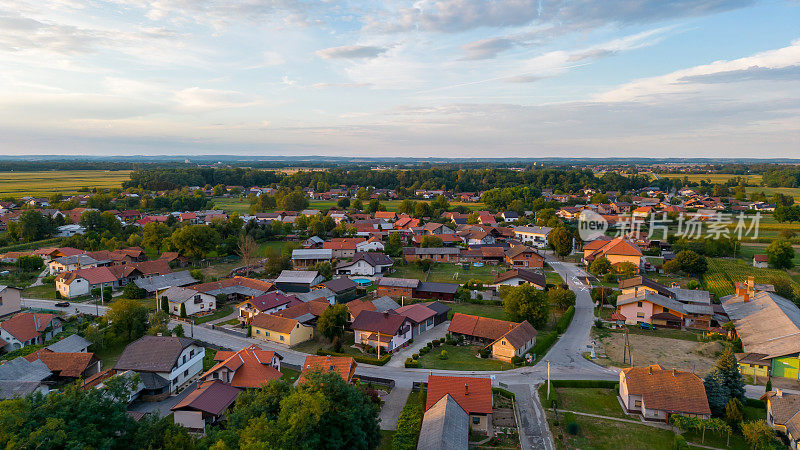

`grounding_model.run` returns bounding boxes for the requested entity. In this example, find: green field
[392,262,499,284]
[746,186,800,202]
[704,257,800,299]
[653,173,763,184]
[416,343,513,371]
[0,170,131,197]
